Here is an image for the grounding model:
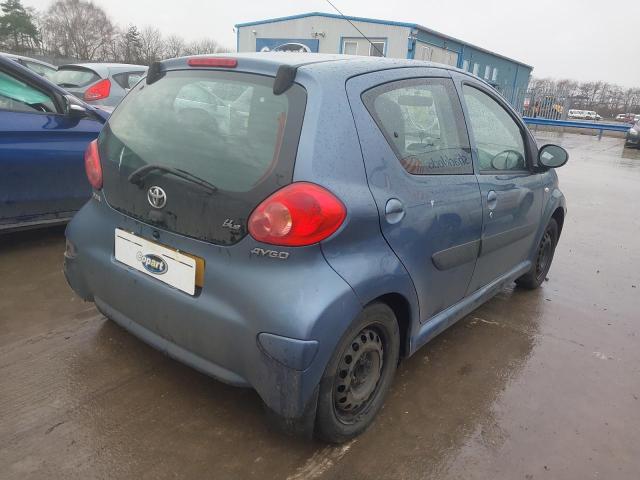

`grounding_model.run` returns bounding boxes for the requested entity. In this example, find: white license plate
[114,229,196,295]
